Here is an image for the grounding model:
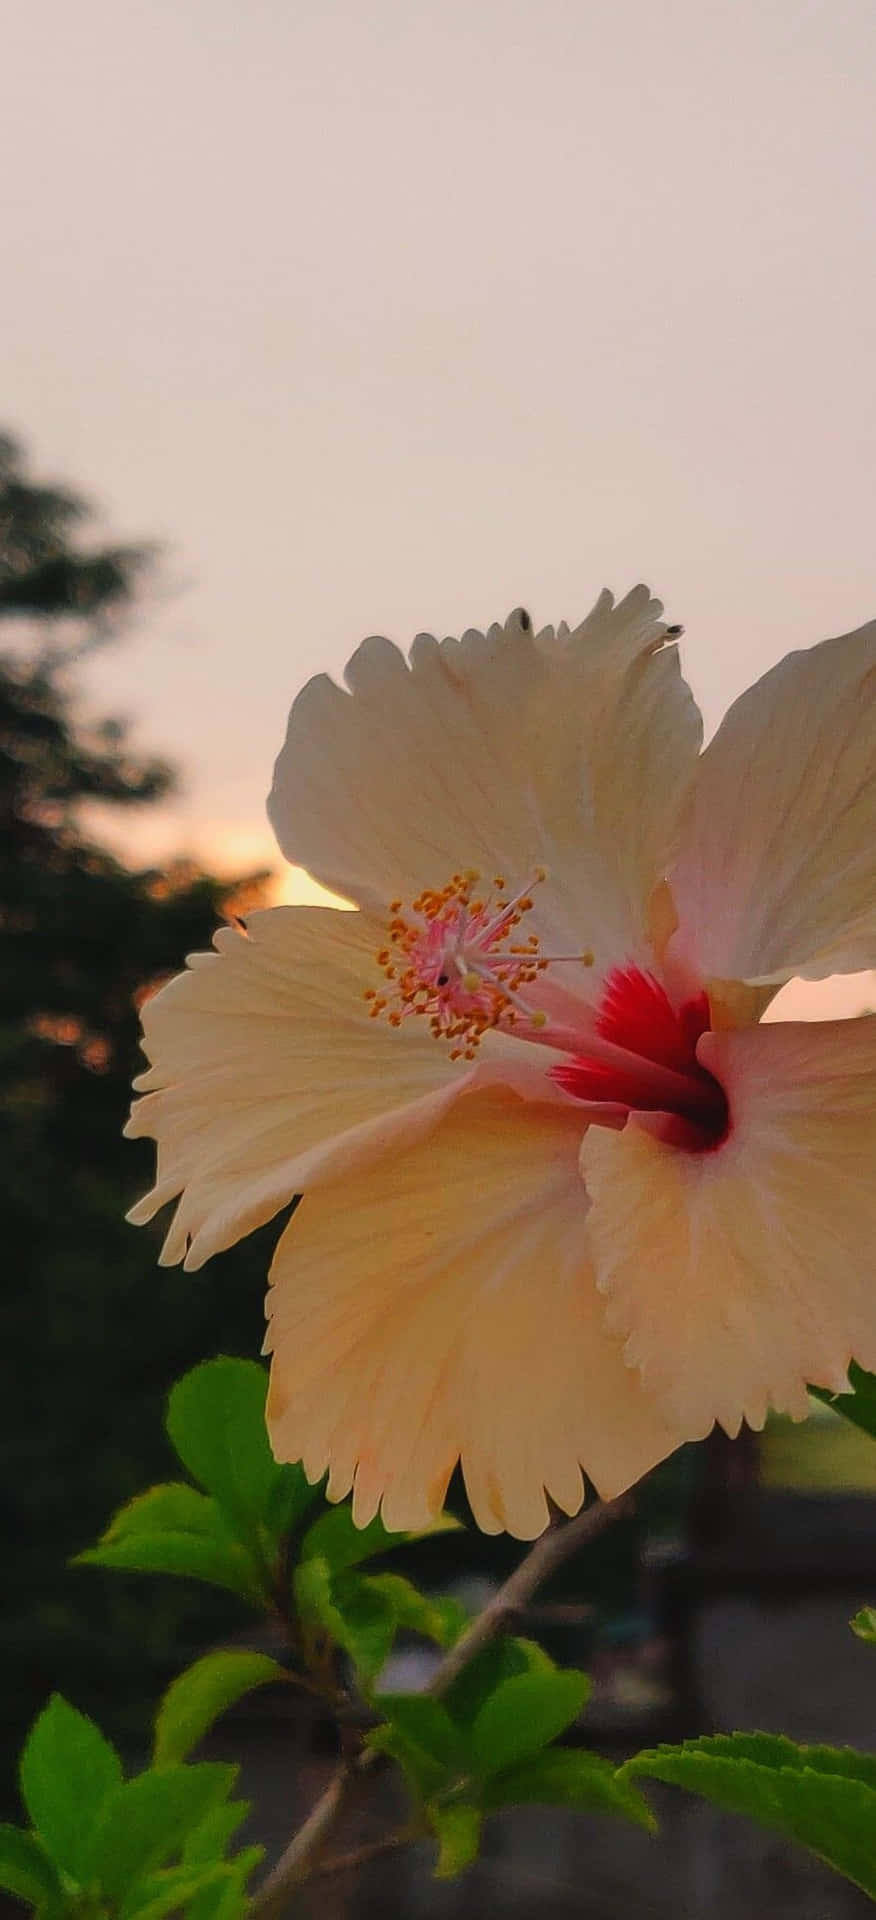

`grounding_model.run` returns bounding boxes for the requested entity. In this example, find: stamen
[369,866,582,1056]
